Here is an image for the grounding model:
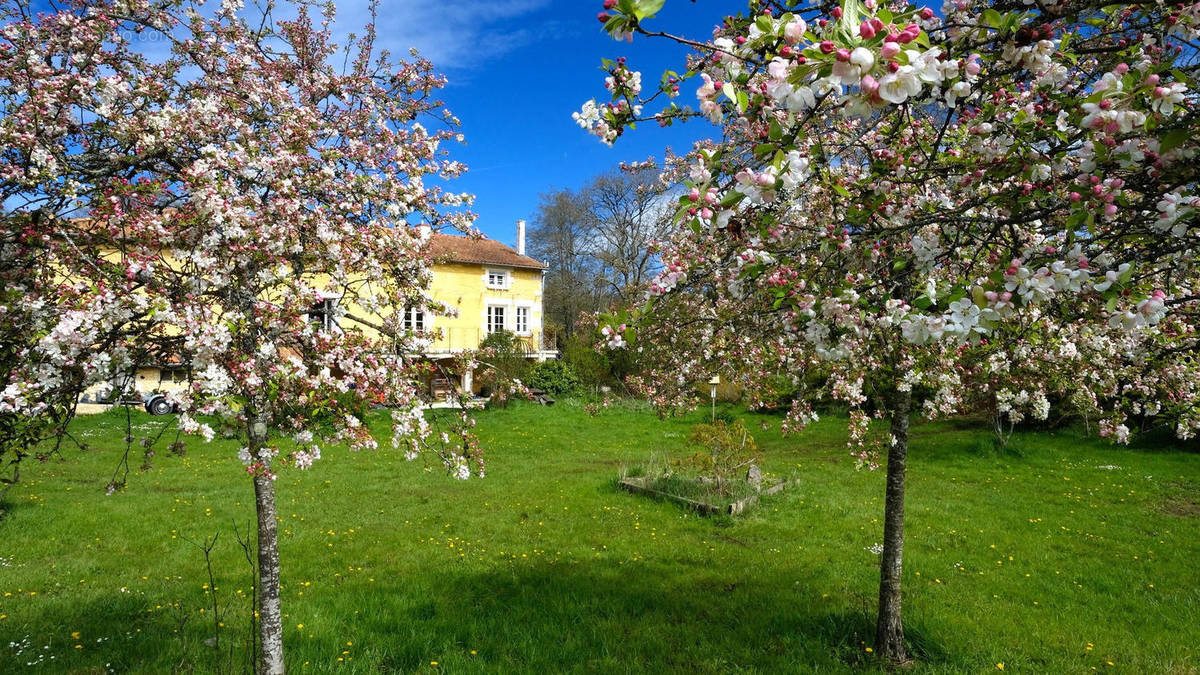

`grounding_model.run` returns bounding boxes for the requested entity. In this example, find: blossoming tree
[1,0,481,671]
[579,0,1199,661]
